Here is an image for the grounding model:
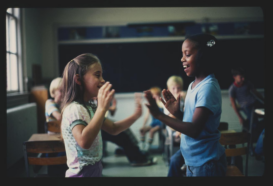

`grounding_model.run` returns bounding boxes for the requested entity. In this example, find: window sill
[6,92,30,109]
